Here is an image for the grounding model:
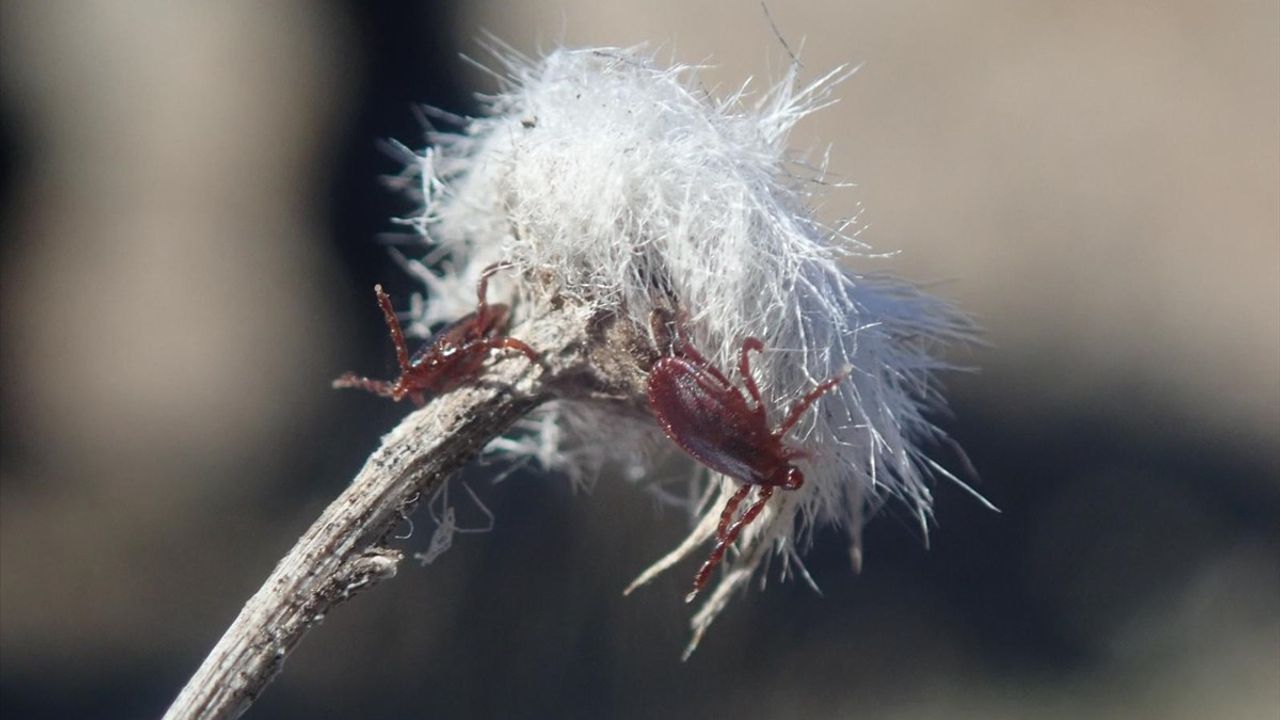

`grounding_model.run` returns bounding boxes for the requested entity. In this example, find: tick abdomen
[647,356,780,484]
